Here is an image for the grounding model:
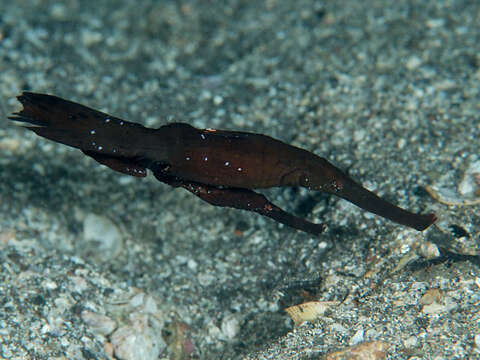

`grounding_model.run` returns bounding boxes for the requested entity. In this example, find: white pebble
[81,310,116,336]
[83,214,123,262]
[419,241,440,259]
[129,293,145,308]
[474,334,480,349]
[187,258,198,271]
[404,335,418,348]
[213,95,223,105]
[458,161,480,196]
[406,55,422,70]
[111,320,164,360]
[221,314,240,340]
[350,328,364,345]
